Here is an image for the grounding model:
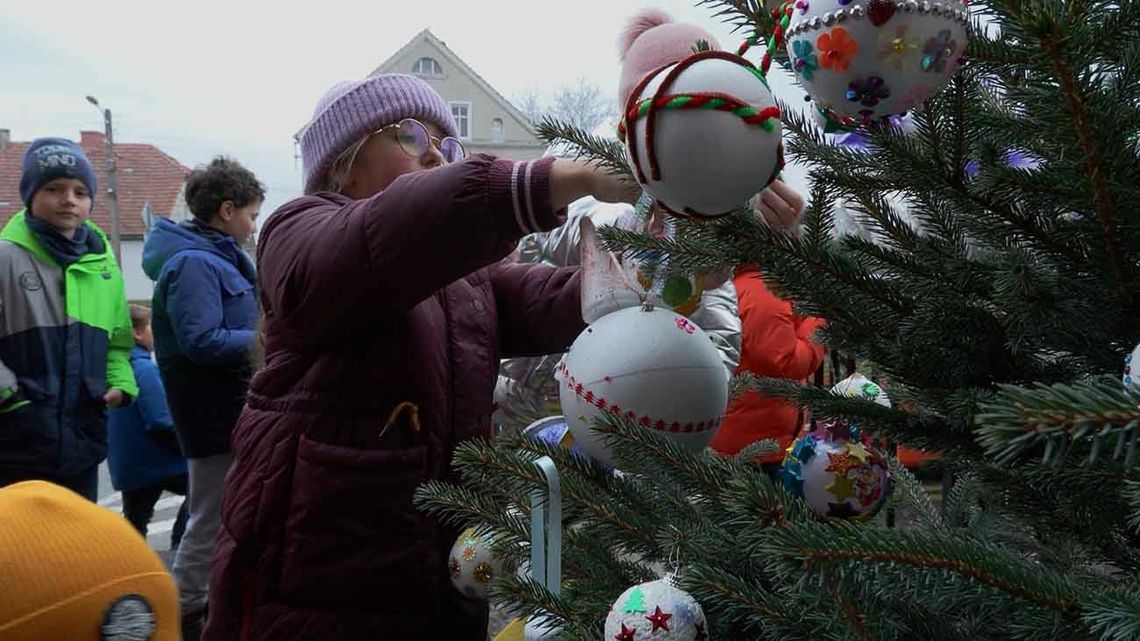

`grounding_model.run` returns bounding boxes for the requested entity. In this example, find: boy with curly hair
[142,156,264,639]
